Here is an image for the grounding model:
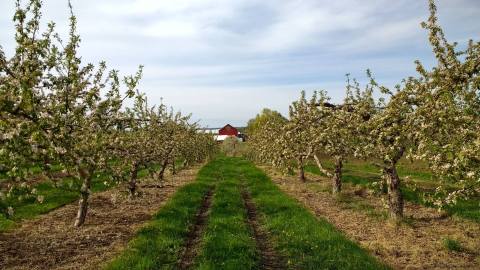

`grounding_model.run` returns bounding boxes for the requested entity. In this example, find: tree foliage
[0,0,216,226]
[249,0,479,219]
